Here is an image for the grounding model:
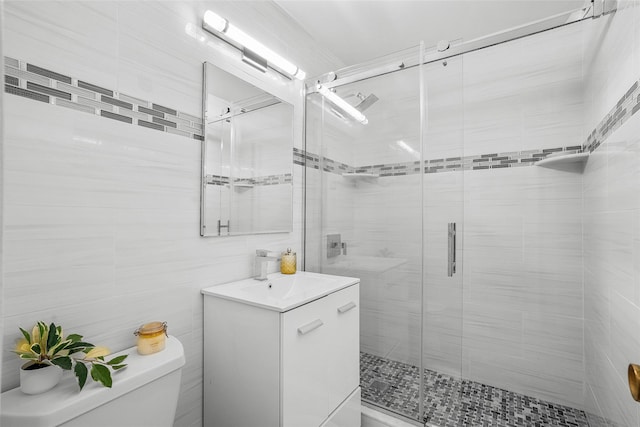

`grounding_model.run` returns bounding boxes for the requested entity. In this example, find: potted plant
[13,321,128,394]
